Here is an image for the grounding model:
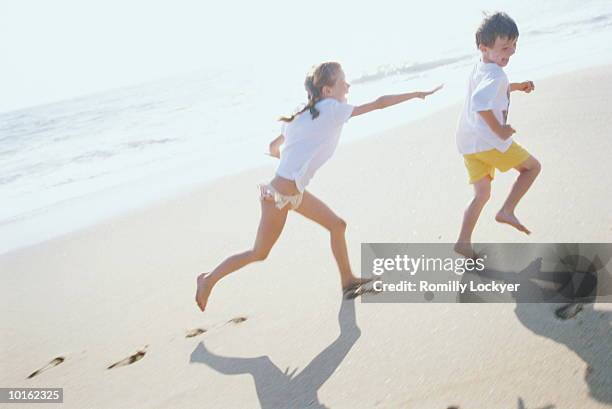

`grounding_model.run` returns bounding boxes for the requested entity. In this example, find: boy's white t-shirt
[456,60,513,154]
[276,98,354,192]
